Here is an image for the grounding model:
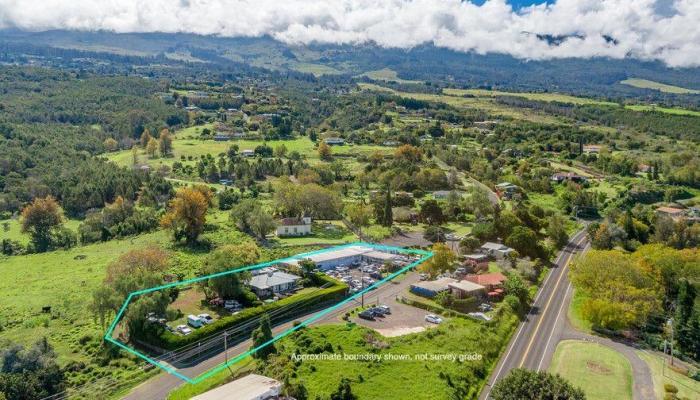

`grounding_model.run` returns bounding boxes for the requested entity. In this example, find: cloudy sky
[0,0,698,67]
